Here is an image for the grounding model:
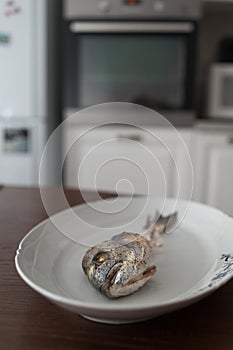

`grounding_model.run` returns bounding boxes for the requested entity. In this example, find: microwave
[62,0,199,126]
[208,64,233,119]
